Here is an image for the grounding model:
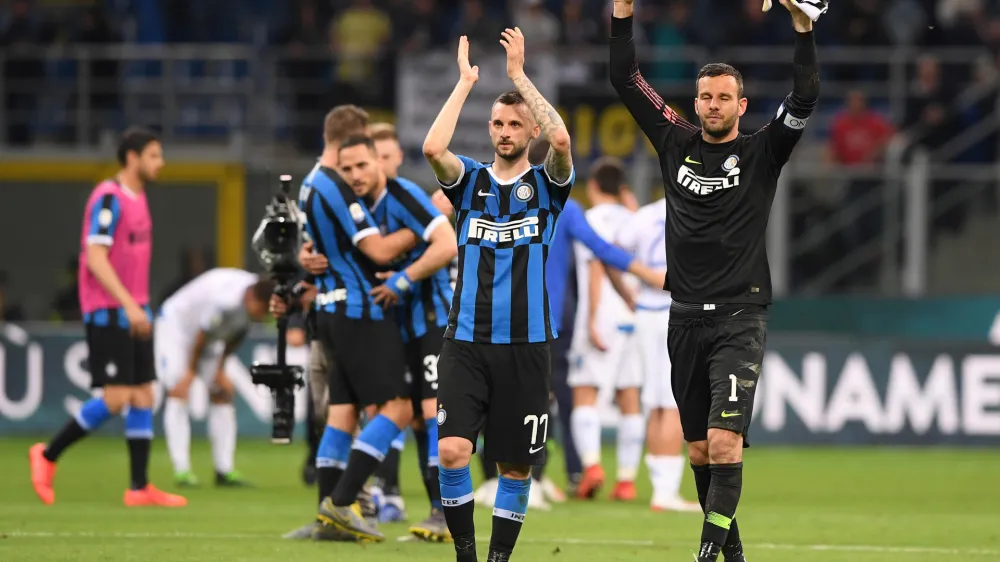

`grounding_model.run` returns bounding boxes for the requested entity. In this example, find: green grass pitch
[0,436,997,561]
